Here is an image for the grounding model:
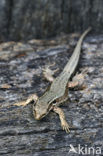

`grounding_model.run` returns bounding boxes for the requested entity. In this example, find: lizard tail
[63,27,92,77]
